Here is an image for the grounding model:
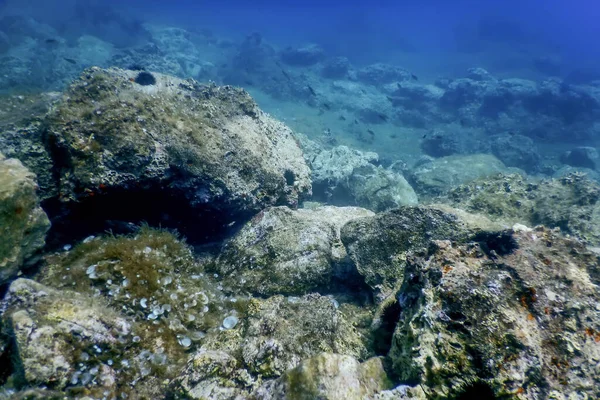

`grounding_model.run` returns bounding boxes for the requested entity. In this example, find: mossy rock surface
[44,67,311,221]
[445,172,600,245]
[252,353,392,400]
[341,206,469,302]
[390,227,600,399]
[0,153,50,284]
[214,205,374,296]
